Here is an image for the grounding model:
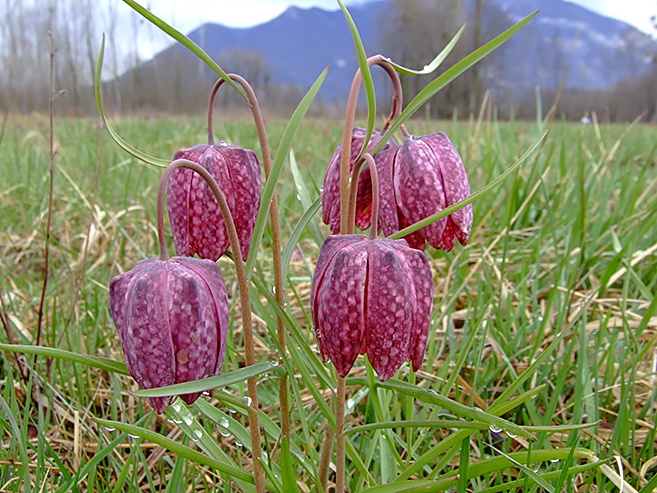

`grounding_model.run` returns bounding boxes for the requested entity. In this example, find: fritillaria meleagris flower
[321,127,395,233]
[109,256,229,413]
[167,142,261,262]
[310,234,433,381]
[374,132,473,252]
